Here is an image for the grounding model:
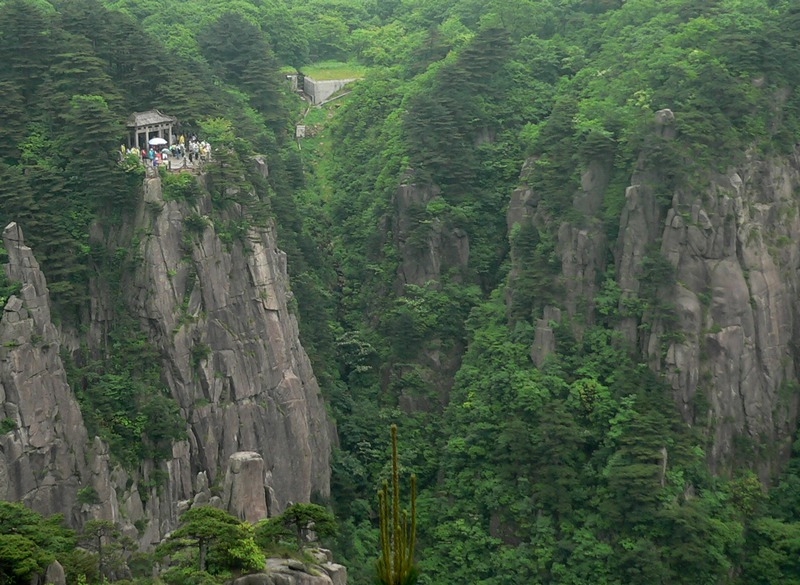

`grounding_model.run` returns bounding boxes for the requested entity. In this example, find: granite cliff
[0,170,333,544]
[509,110,800,476]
